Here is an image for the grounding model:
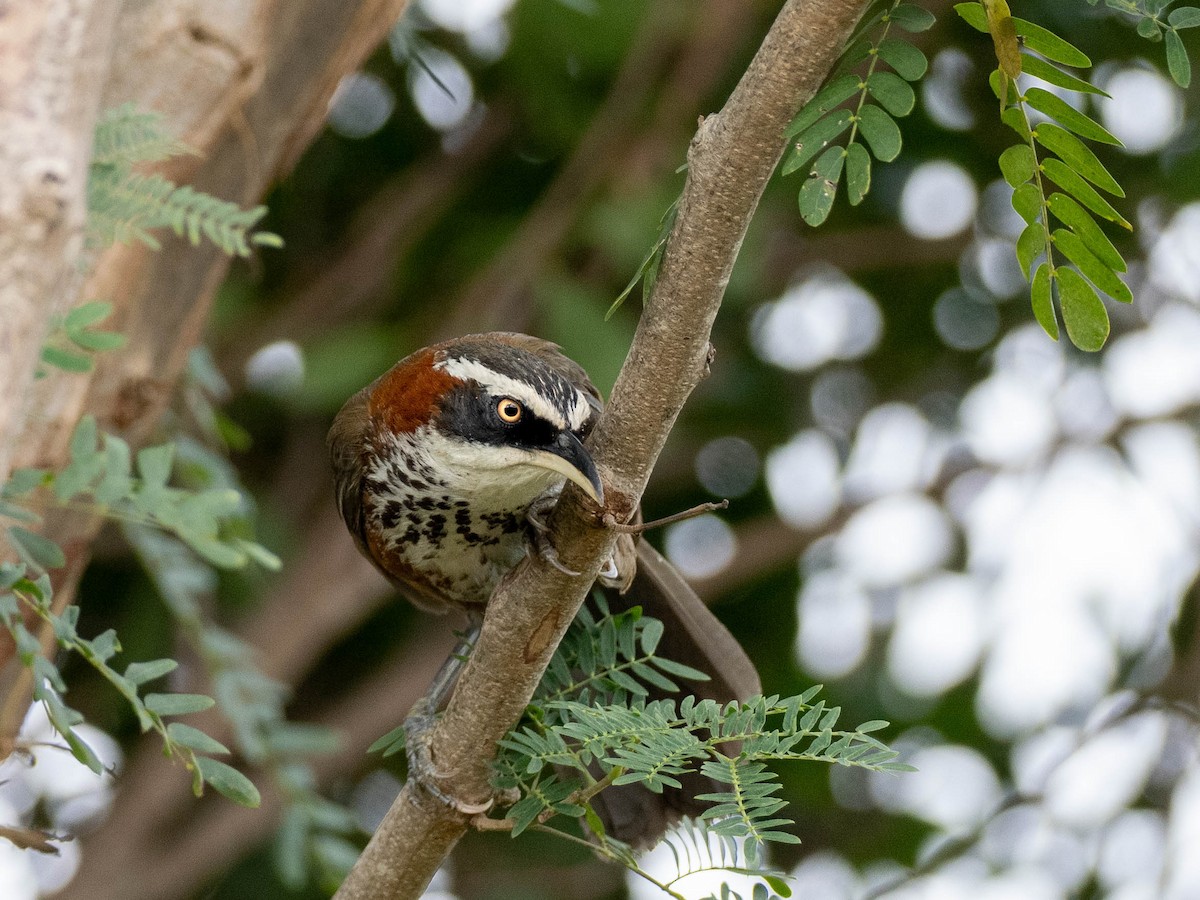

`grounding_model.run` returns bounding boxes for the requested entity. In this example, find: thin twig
[604,499,728,534]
